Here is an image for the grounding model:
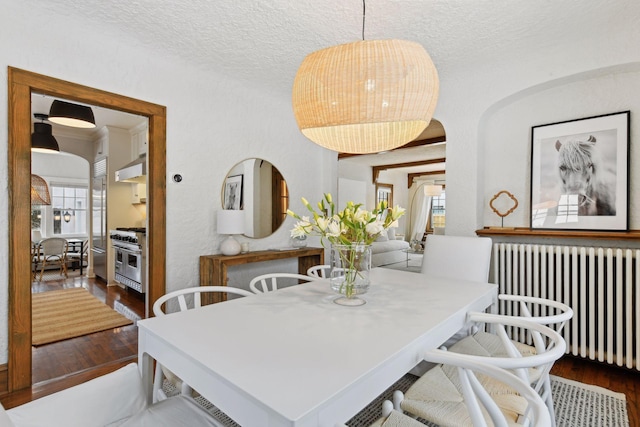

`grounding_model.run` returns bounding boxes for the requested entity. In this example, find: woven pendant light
[292,39,439,154]
[31,174,51,205]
